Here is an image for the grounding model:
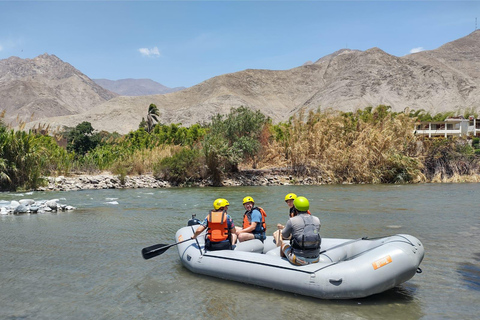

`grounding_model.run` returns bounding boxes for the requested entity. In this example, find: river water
[1,184,479,320]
